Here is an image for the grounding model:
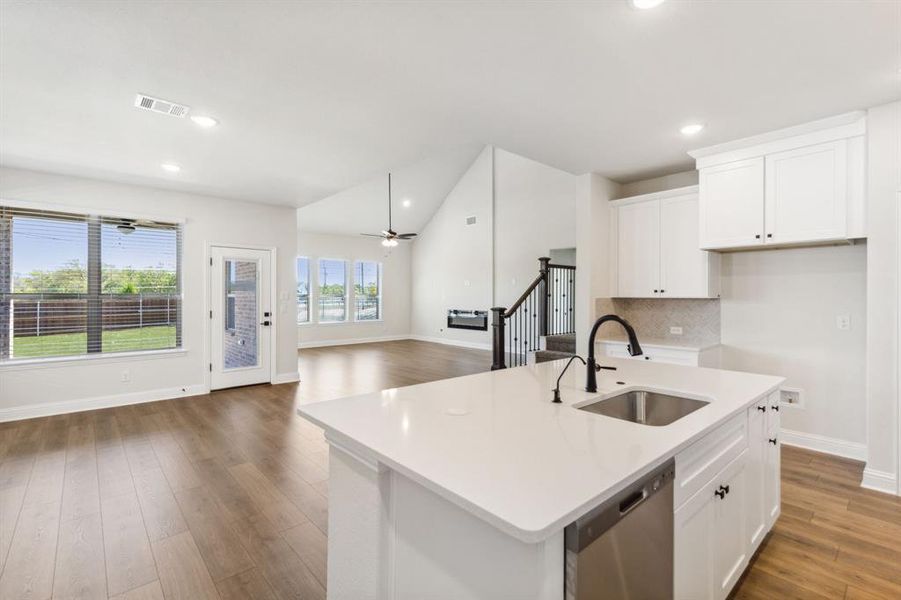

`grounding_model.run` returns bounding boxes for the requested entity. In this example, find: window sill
[0,348,189,371]
[304,319,385,326]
